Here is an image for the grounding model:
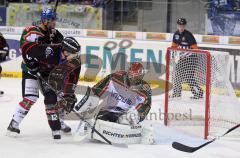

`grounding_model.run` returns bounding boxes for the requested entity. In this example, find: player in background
[7,8,81,139]
[0,32,9,96]
[75,62,151,125]
[170,18,203,99]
